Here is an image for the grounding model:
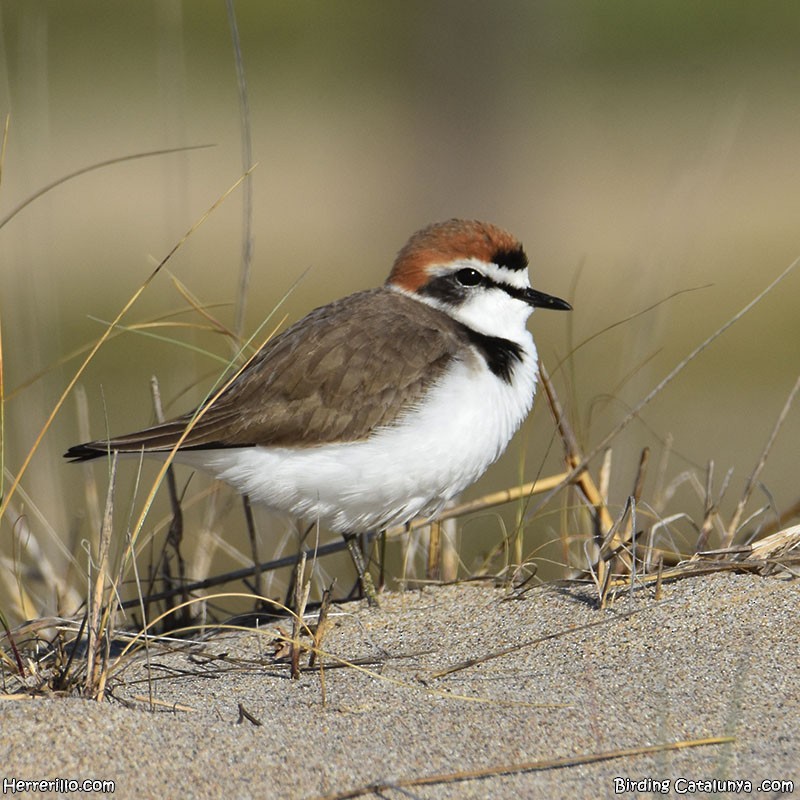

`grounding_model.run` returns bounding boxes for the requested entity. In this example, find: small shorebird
[66,219,571,599]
